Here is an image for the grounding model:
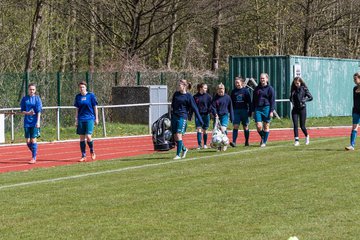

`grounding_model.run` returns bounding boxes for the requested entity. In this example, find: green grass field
[1,136,359,239]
